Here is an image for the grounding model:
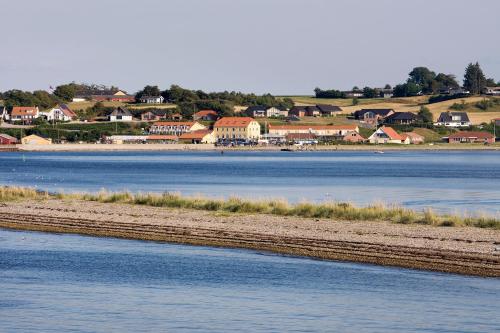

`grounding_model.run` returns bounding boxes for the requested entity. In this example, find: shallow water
[1,229,499,333]
[1,150,499,215]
